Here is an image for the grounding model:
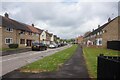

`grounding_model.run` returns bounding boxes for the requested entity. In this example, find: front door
[26,40,32,46]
